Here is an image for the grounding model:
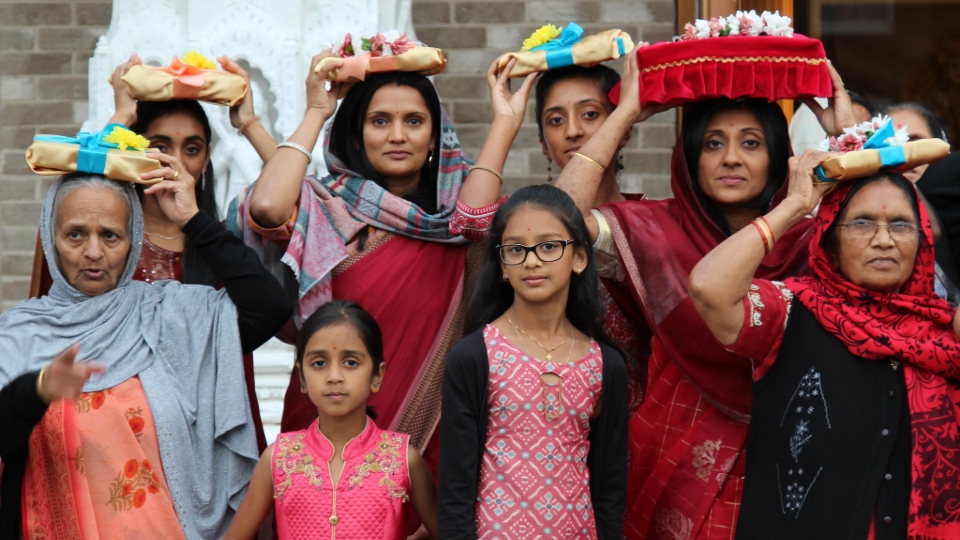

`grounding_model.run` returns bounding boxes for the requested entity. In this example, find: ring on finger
[172,170,179,180]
